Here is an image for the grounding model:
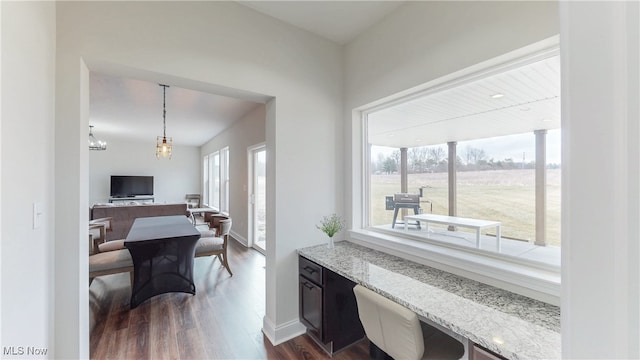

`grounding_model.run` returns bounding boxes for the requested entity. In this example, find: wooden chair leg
[129,271,134,287]
[222,253,233,276]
